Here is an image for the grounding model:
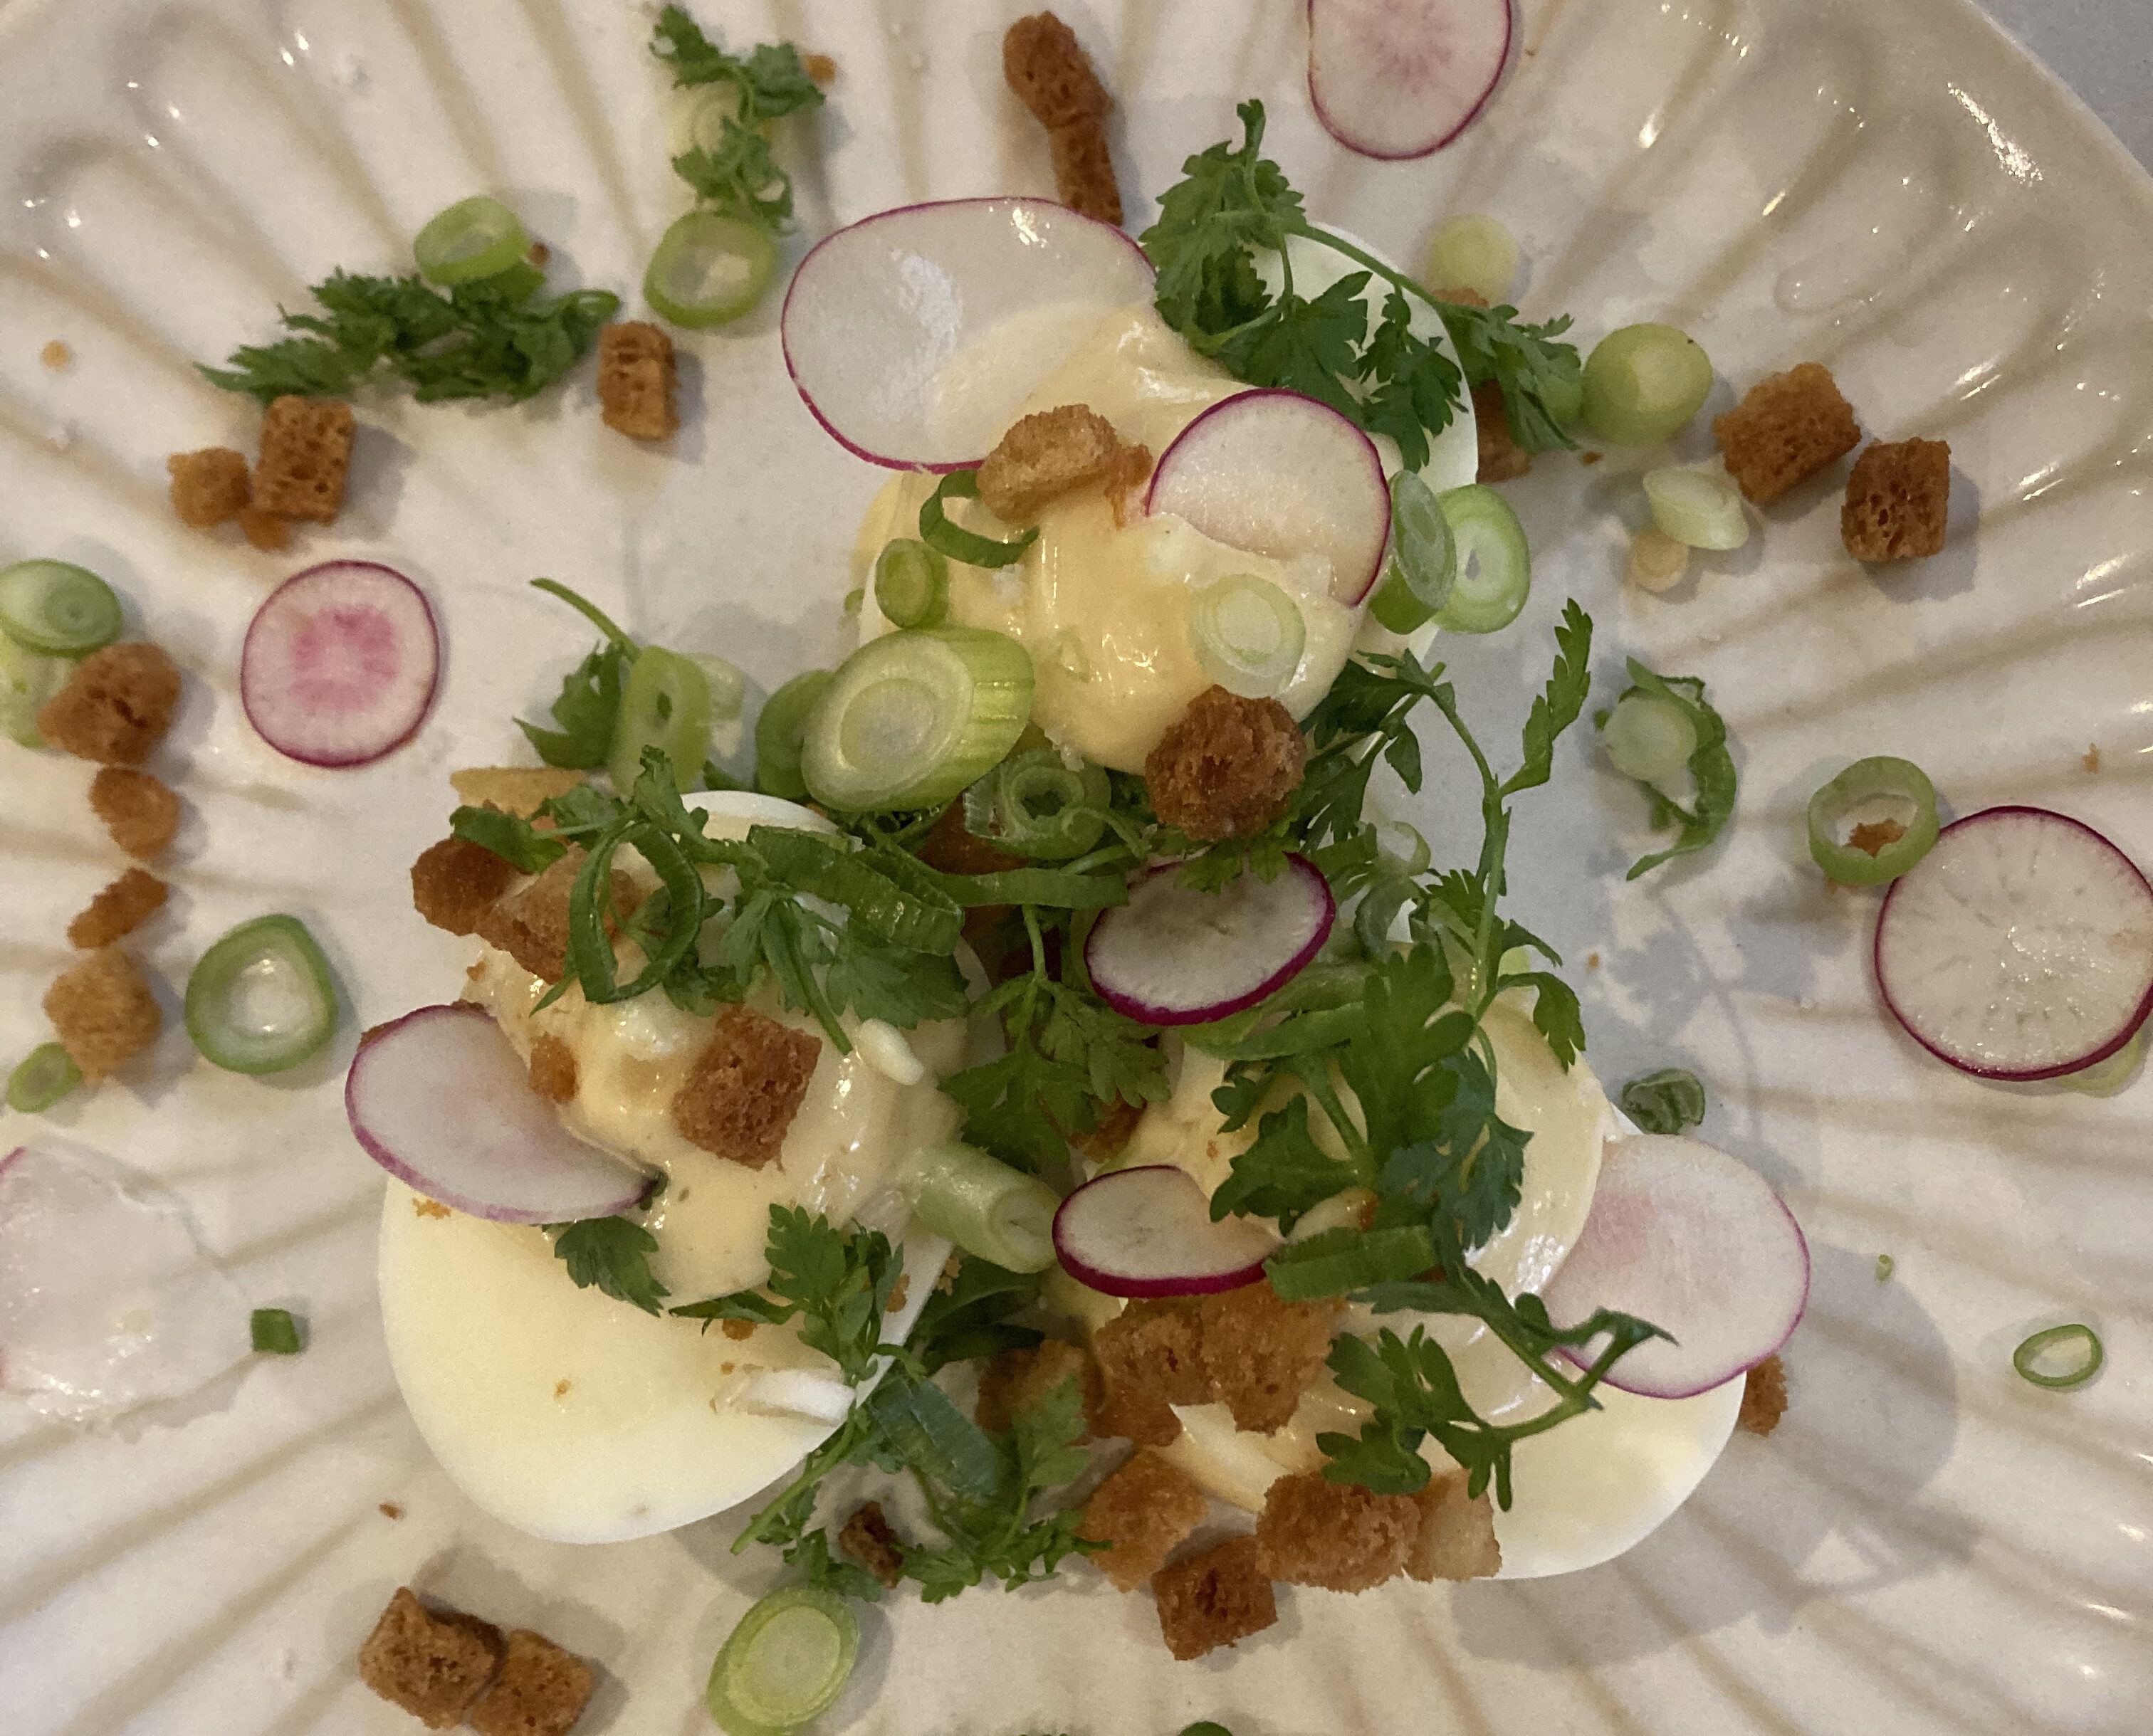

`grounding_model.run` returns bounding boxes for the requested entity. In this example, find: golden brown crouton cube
[473,852,594,982]
[465,1629,594,1736]
[238,506,292,552]
[1405,1469,1502,1582]
[1738,1352,1787,1436]
[1092,1377,1183,1448]
[1153,1535,1277,1661]
[976,1340,1104,1436]
[1003,11,1110,129]
[1078,1448,1209,1592]
[1255,1469,1418,1592]
[597,322,679,442]
[450,766,590,817]
[166,448,251,528]
[43,947,161,1083]
[1841,437,1950,561]
[1472,381,1532,483]
[67,867,168,949]
[839,1500,906,1589]
[978,404,1123,523]
[669,1004,821,1167]
[528,1033,578,1104]
[89,767,182,860]
[412,836,520,938]
[1712,363,1860,504]
[1094,1296,1215,1406]
[36,643,182,767]
[1144,686,1309,843]
[1195,1280,1342,1435]
[357,1587,505,1730]
[252,395,355,522]
[1048,120,1123,226]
